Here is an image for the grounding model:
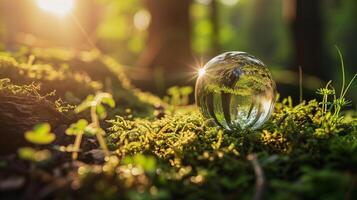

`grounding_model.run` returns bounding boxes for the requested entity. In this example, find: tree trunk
[136,0,193,92]
[289,0,326,80]
[210,0,220,56]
